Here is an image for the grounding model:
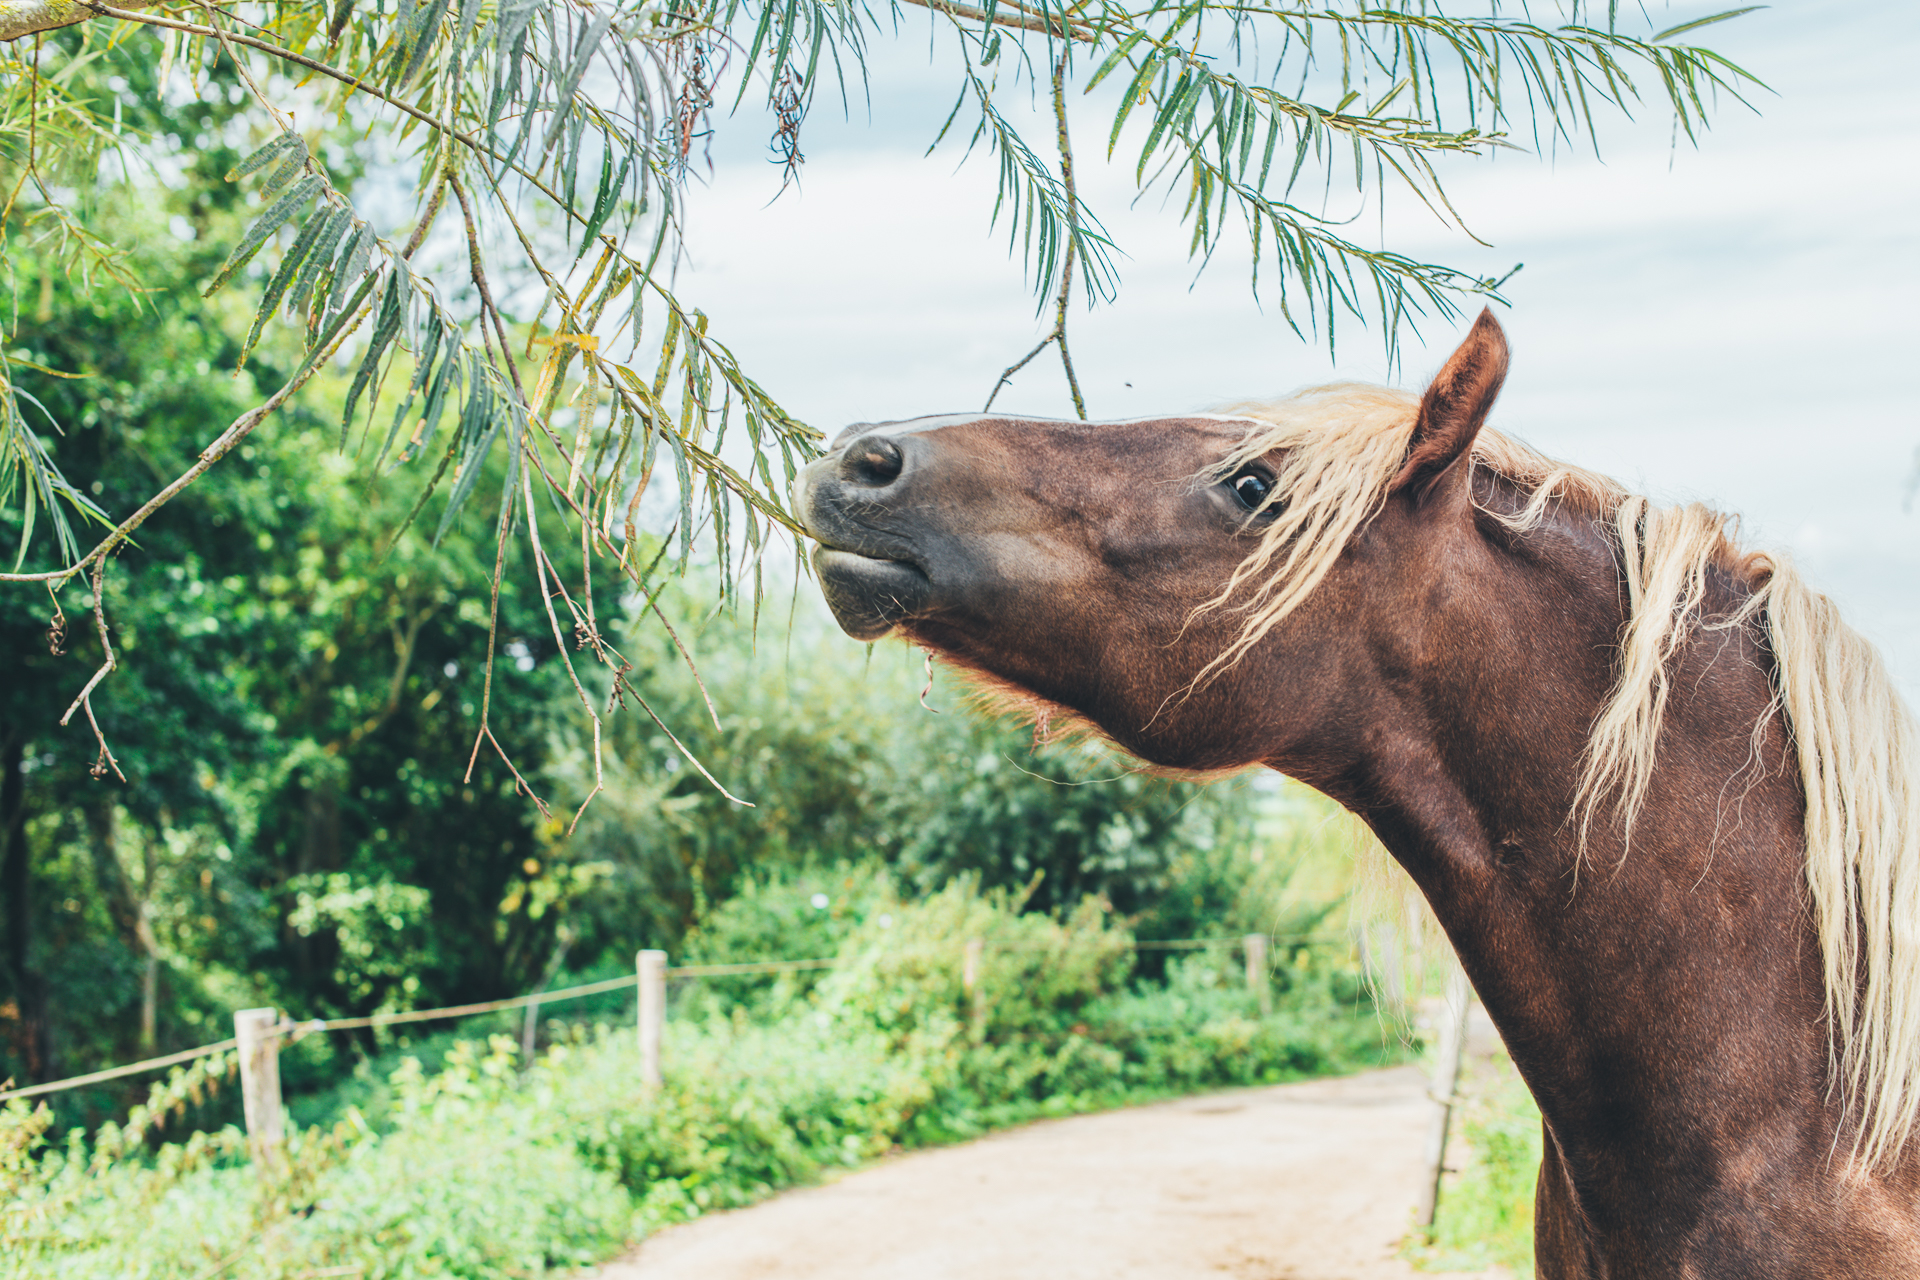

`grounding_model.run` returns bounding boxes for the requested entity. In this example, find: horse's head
[796,311,1514,778]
